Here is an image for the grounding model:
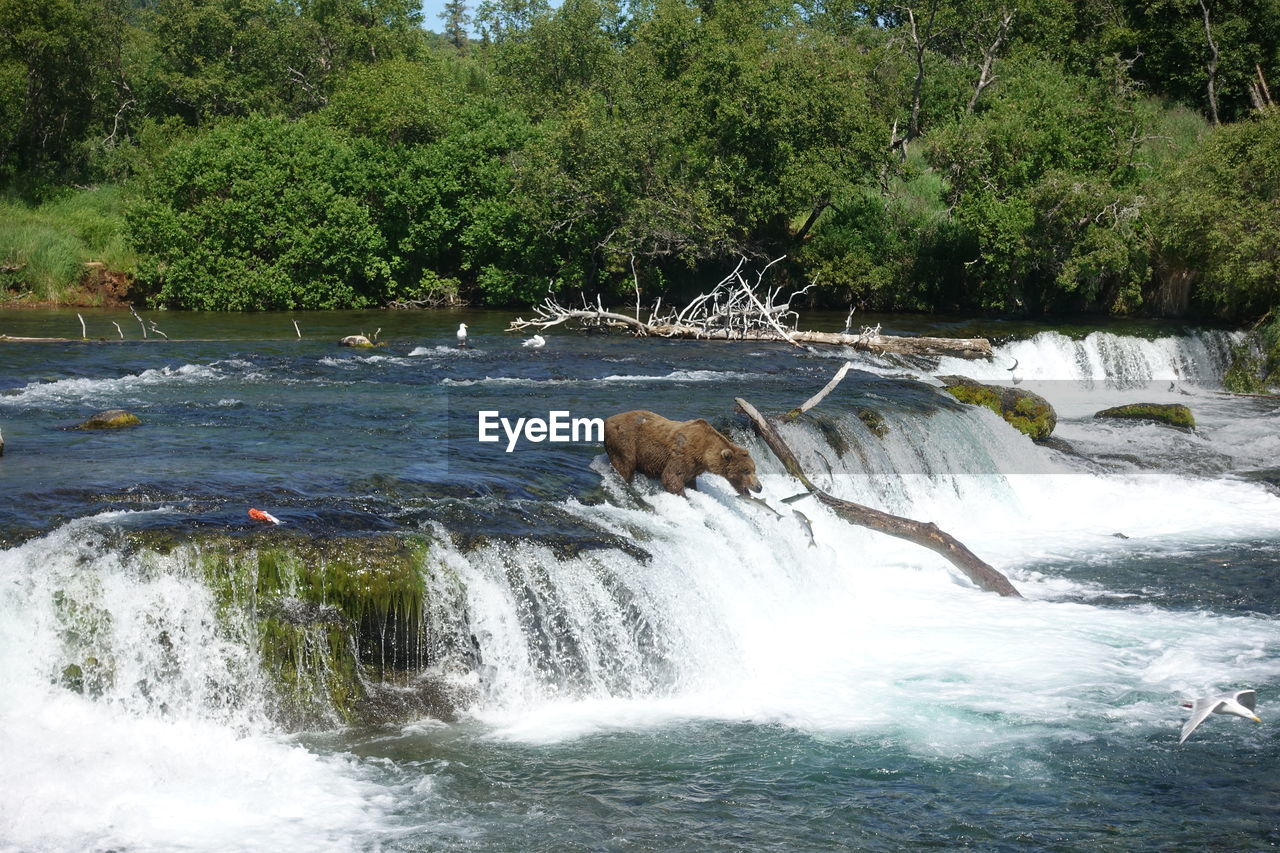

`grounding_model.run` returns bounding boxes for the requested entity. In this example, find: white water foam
[0,364,225,409]
[408,345,487,358]
[0,515,390,851]
[431,399,1280,752]
[935,329,1240,386]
